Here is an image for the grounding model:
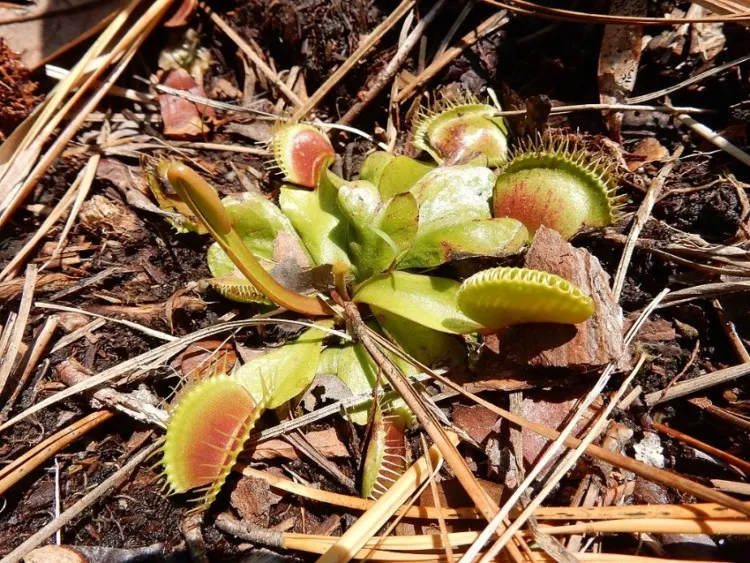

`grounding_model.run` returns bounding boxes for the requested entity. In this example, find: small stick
[712,299,750,363]
[395,11,509,103]
[676,110,750,168]
[0,410,113,494]
[199,2,301,107]
[340,0,449,125]
[612,146,683,300]
[2,441,161,563]
[688,397,750,432]
[1,315,59,419]
[292,0,416,121]
[0,265,37,397]
[652,421,750,474]
[540,518,750,536]
[643,363,750,406]
[421,433,455,563]
[435,1,476,58]
[627,53,750,104]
